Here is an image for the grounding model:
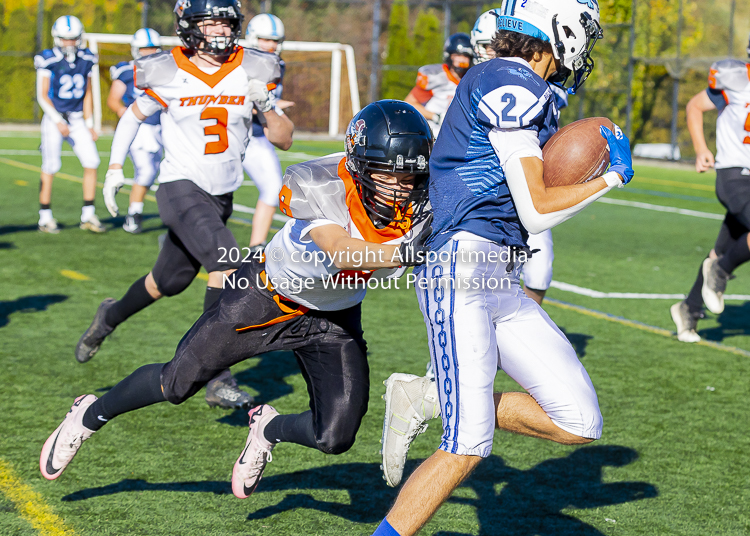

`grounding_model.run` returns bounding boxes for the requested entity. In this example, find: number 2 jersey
[427,57,559,252]
[133,46,281,195]
[265,154,429,311]
[34,47,97,113]
[707,59,750,169]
